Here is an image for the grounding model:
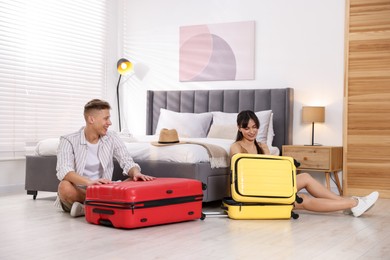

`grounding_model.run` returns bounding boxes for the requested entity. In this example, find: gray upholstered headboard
[146,88,293,152]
